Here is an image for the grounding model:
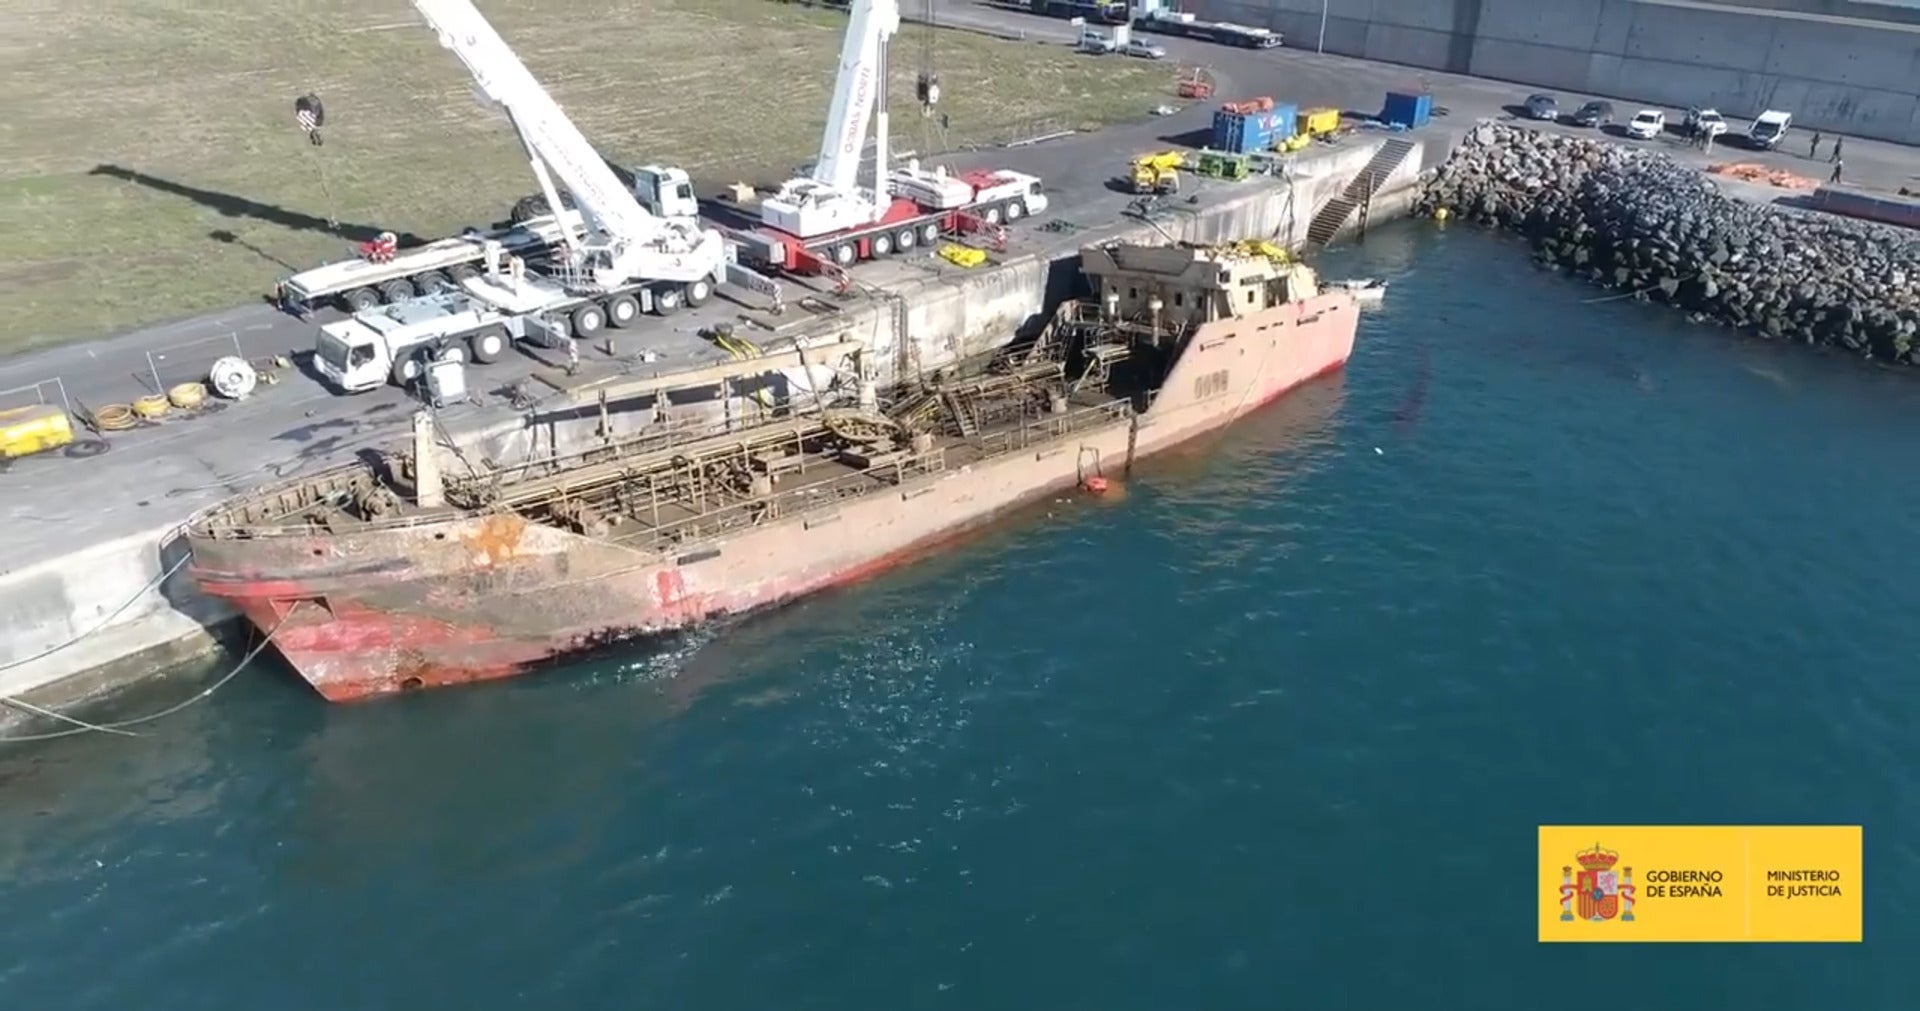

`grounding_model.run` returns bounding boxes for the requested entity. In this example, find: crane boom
[811,0,901,196]
[411,0,722,287]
